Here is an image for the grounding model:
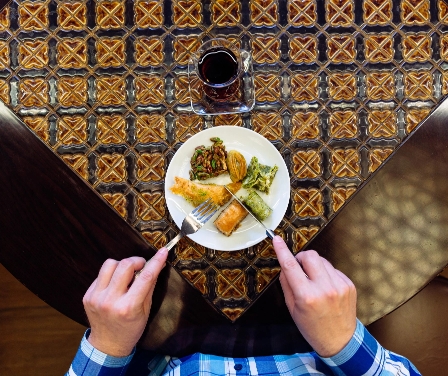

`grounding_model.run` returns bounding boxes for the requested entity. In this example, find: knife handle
[266,228,275,240]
